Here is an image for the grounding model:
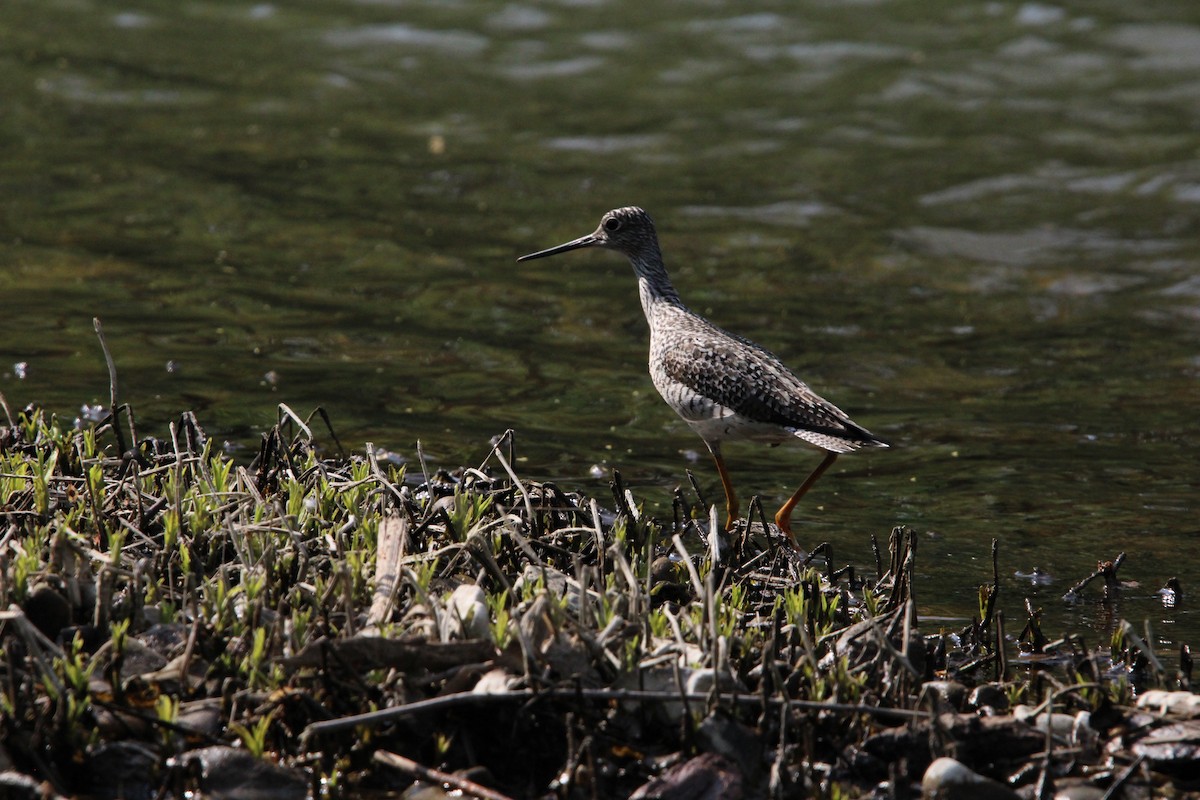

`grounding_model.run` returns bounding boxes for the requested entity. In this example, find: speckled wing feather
[657,316,884,451]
